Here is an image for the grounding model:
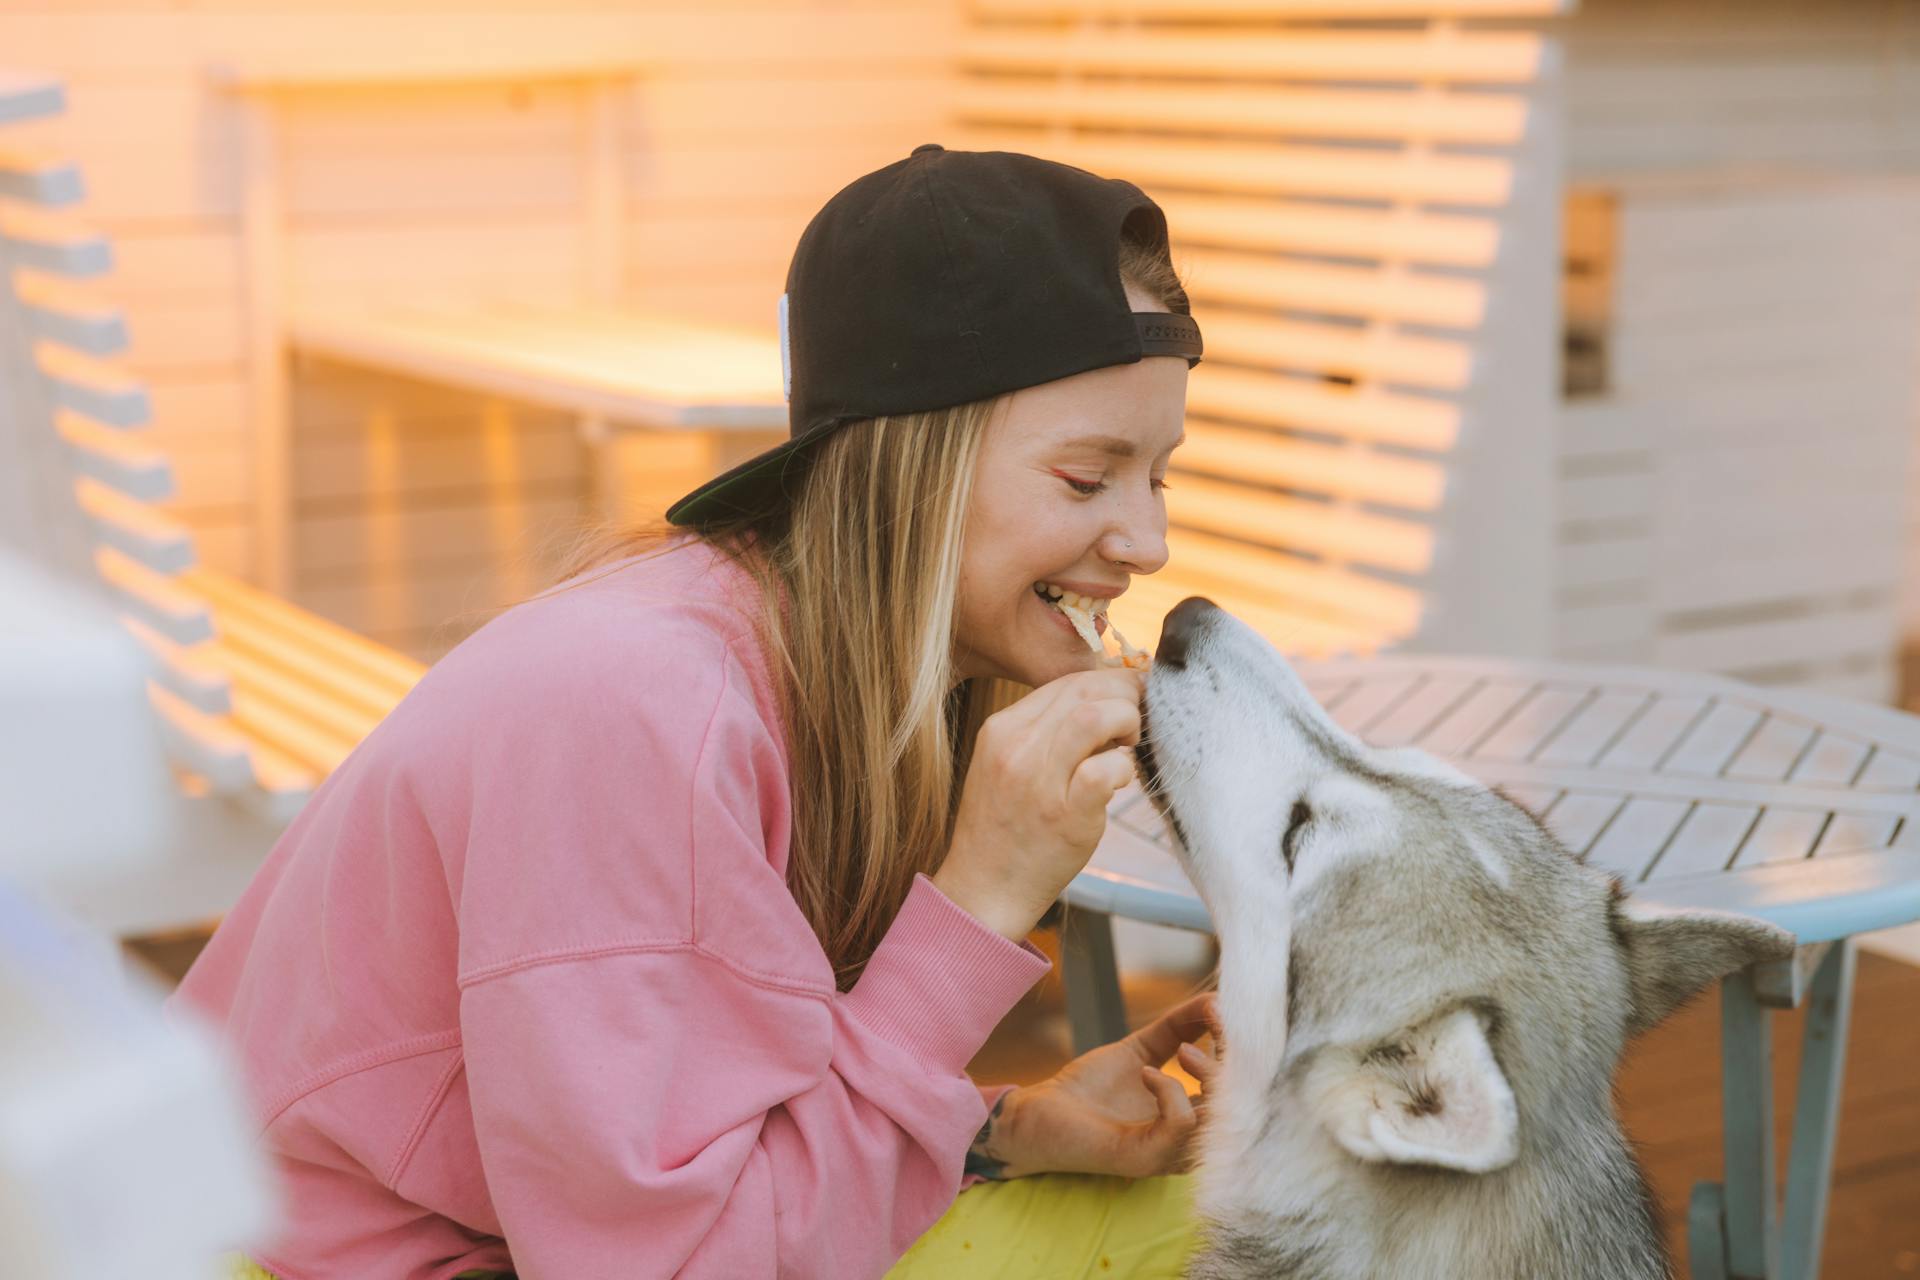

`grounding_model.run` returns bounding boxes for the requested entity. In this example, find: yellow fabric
[230,1172,1198,1280]
[887,1172,1200,1280]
